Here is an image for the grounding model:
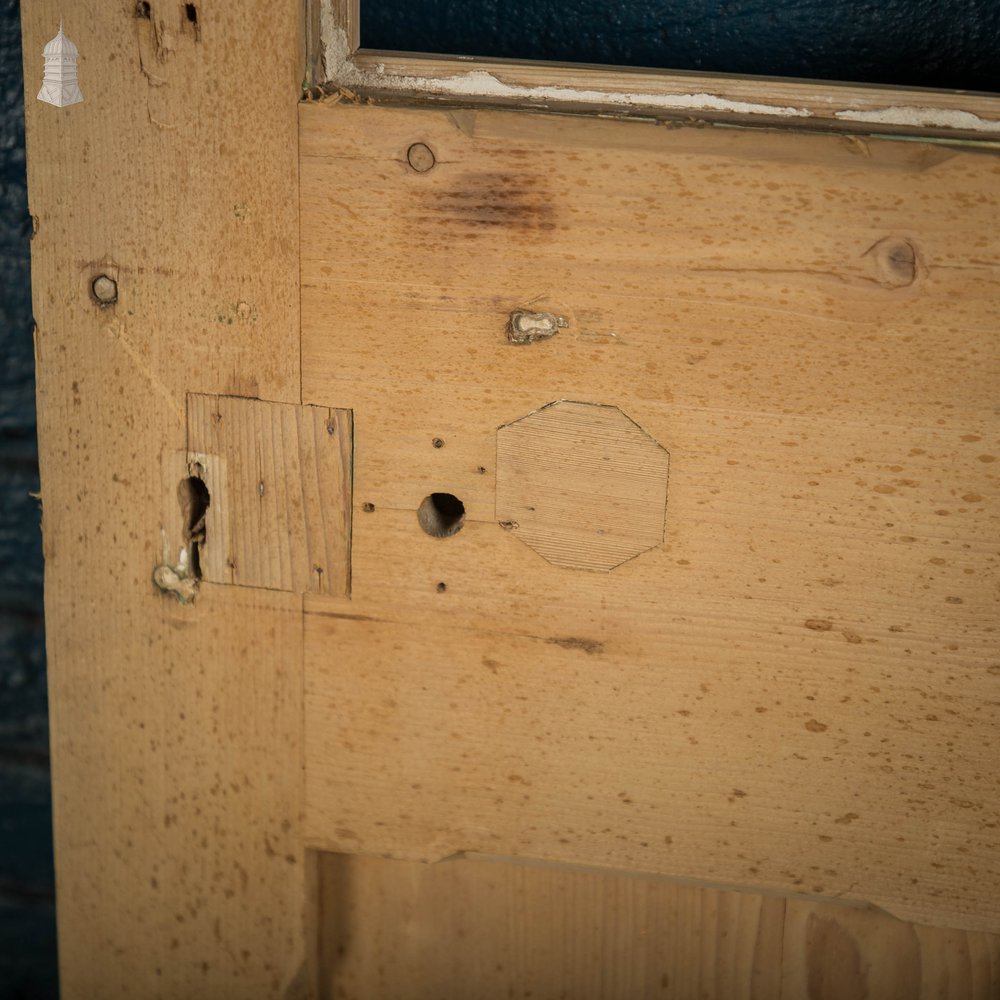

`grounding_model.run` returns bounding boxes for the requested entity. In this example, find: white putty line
[835,106,1000,134]
[320,11,1000,135]
[322,24,811,119]
[395,69,814,118]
